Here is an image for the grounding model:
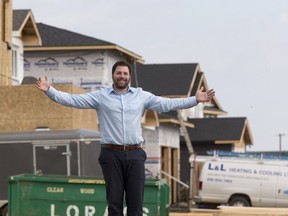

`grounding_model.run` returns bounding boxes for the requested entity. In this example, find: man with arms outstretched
[36,60,215,216]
